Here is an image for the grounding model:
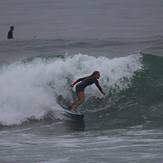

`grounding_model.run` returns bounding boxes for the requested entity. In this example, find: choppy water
[0,0,163,162]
